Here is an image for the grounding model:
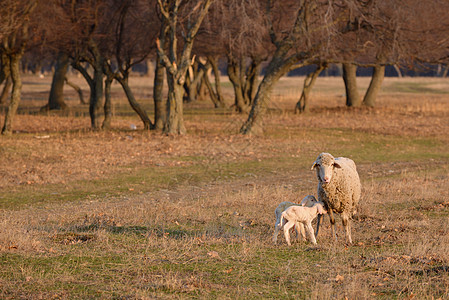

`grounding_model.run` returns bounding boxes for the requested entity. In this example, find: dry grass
[0,75,449,298]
